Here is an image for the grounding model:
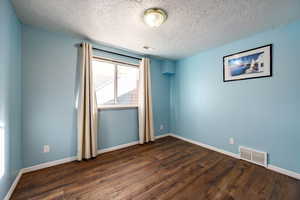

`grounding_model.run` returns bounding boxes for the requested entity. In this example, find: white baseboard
[2,133,170,199]
[97,141,139,154]
[4,170,23,200]
[169,134,240,159]
[97,133,171,154]
[155,133,171,139]
[268,165,300,180]
[22,156,77,173]
[22,133,171,174]
[169,133,300,180]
